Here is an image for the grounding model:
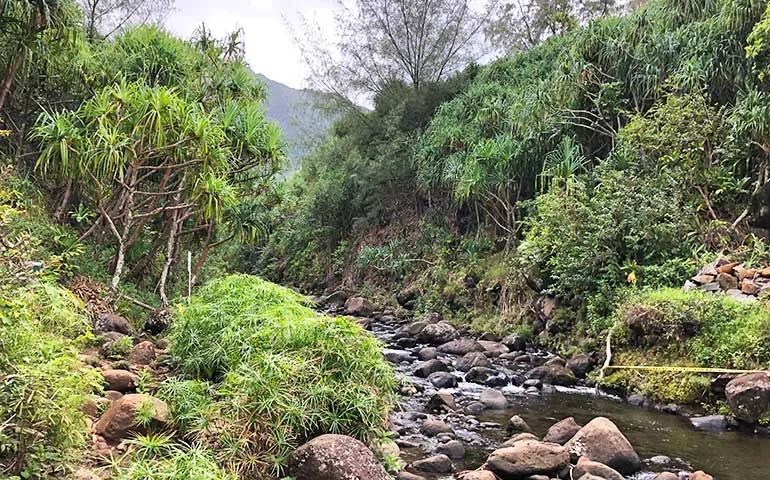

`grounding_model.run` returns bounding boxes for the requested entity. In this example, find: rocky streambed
[352,310,770,480]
